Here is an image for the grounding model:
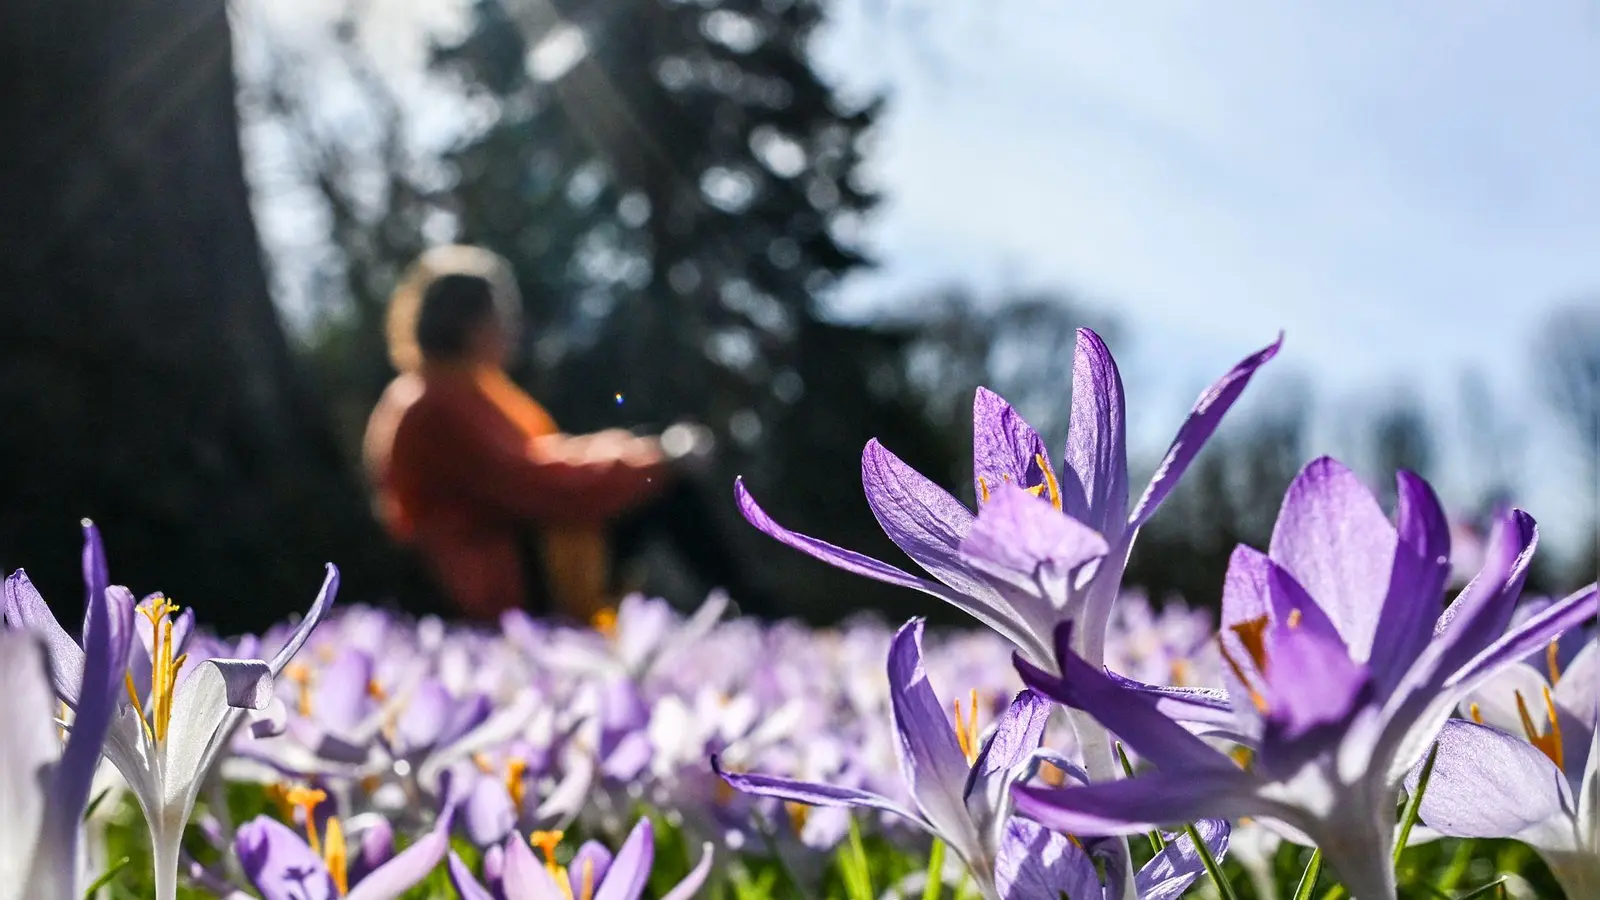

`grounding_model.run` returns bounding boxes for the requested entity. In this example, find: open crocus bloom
[734,328,1280,670]
[1014,458,1598,899]
[1409,635,1600,899]
[447,818,714,900]
[3,524,339,900]
[713,618,1061,899]
[234,789,454,900]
